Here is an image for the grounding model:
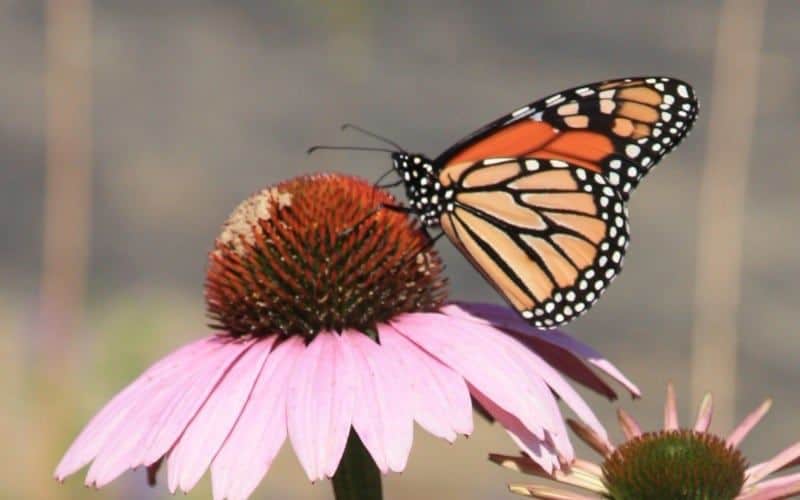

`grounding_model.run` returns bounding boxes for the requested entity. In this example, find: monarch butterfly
[315,76,698,328]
